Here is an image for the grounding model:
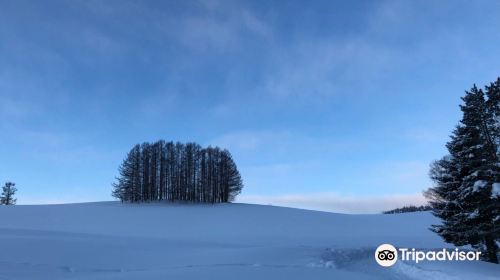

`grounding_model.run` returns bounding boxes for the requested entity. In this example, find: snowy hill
[0,202,497,279]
